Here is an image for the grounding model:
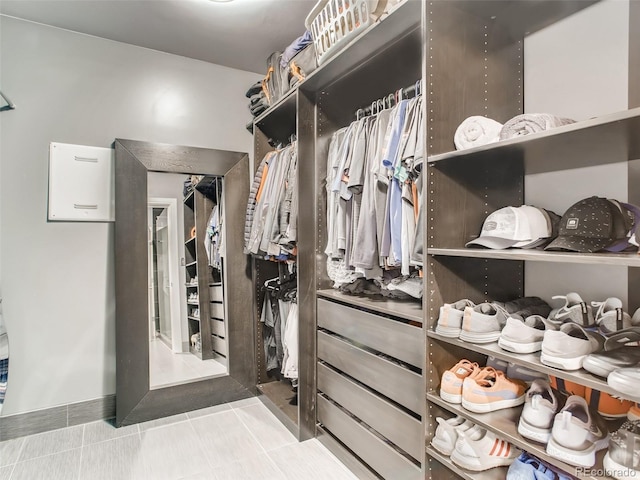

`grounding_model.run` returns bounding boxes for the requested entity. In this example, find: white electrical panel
[48,142,115,222]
